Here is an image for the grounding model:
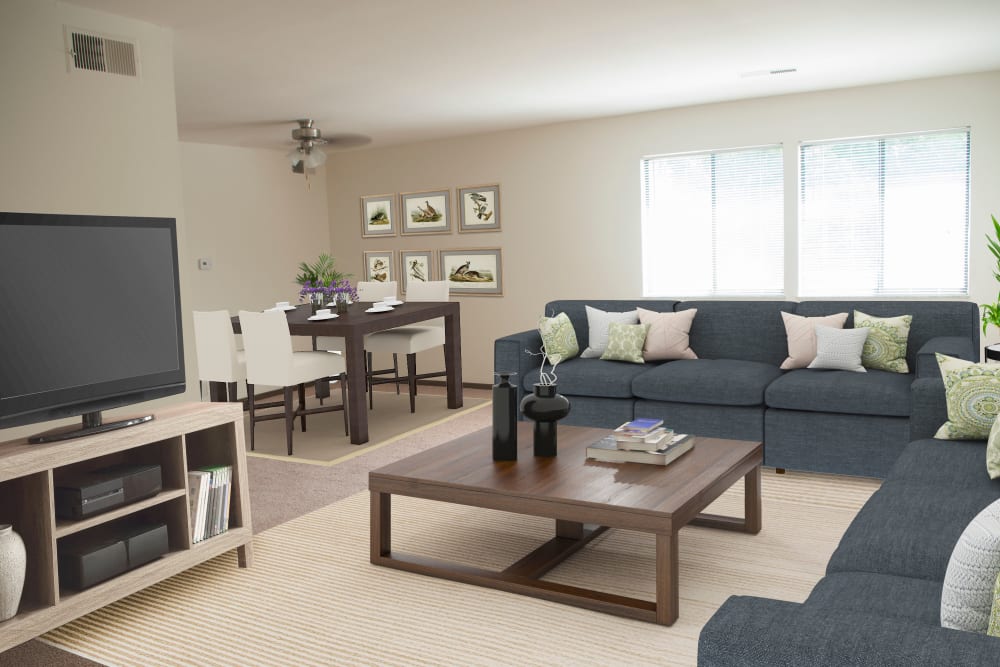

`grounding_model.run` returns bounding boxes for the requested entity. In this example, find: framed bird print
[457,184,501,232]
[440,248,503,296]
[363,250,394,283]
[361,194,397,237]
[401,189,451,235]
[400,250,434,294]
